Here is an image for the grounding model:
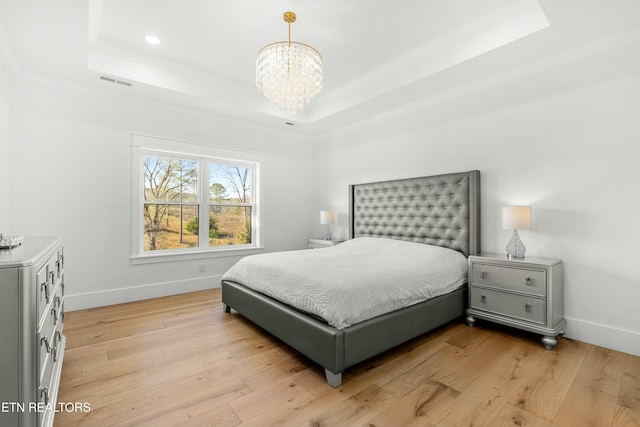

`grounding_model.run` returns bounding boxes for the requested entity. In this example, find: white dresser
[0,237,66,427]
[465,253,565,350]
